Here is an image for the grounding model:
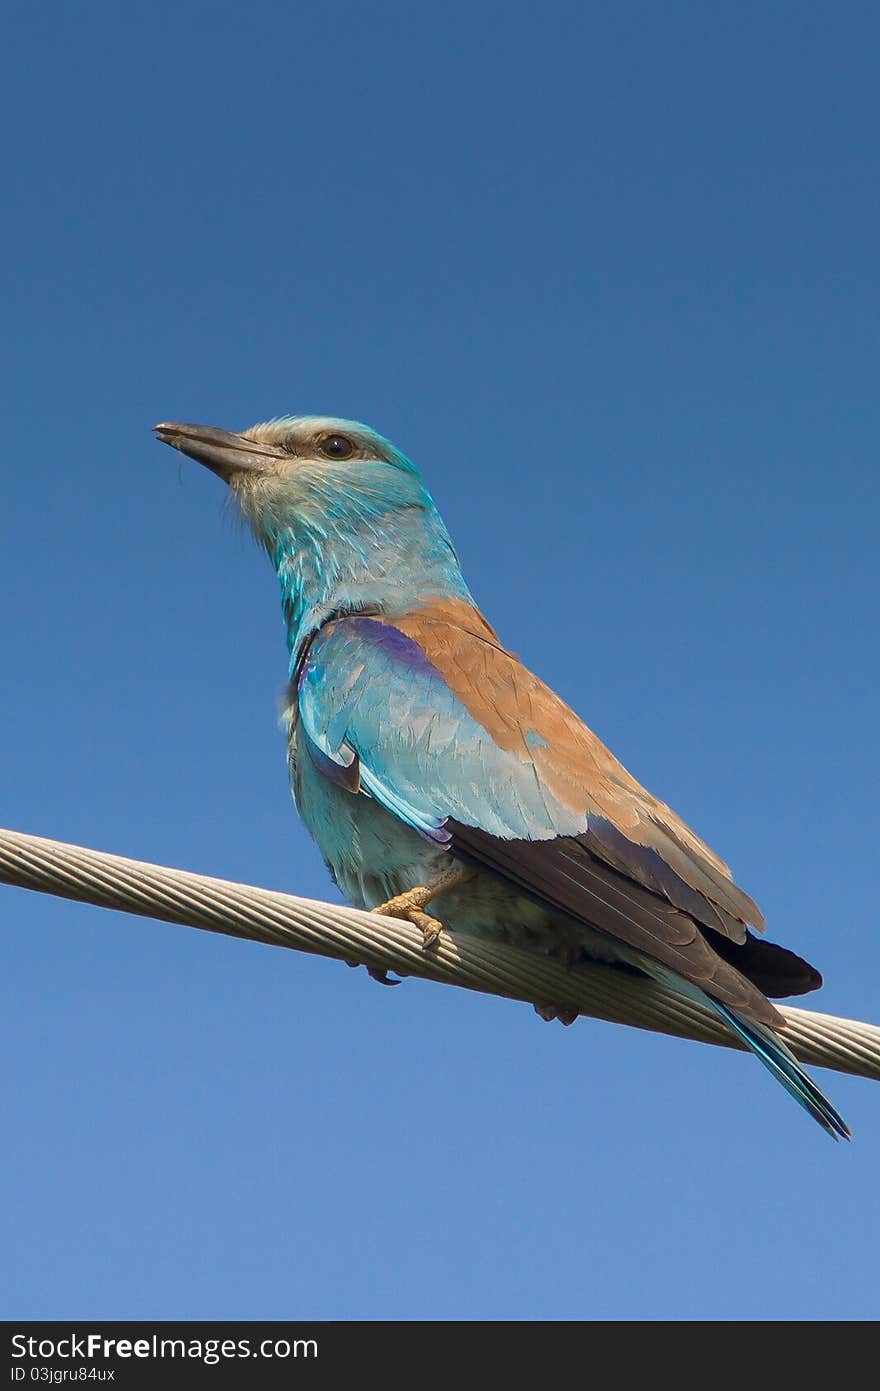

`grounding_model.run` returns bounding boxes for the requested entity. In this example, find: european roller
[155,416,850,1139]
